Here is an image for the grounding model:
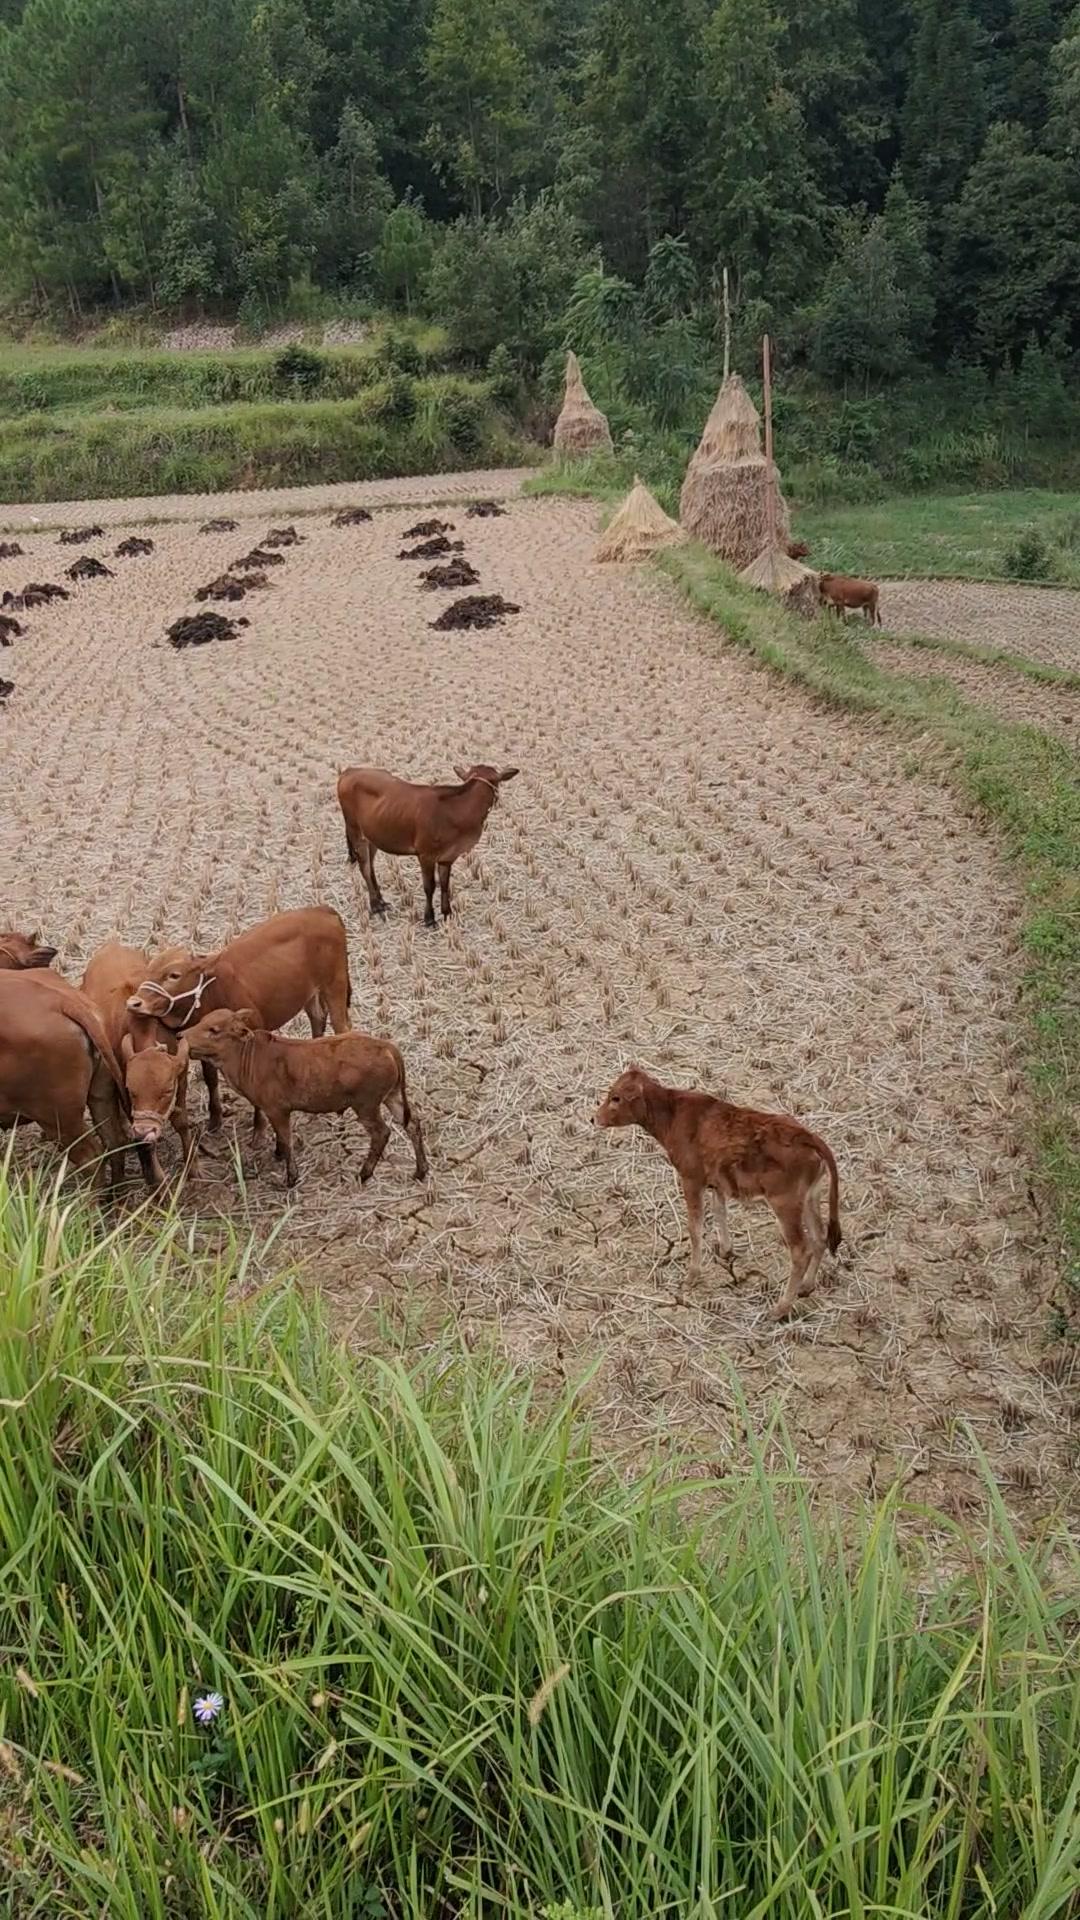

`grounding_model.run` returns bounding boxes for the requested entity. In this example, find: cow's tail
[808,1130,841,1252]
[385,1046,410,1128]
[54,992,131,1116]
